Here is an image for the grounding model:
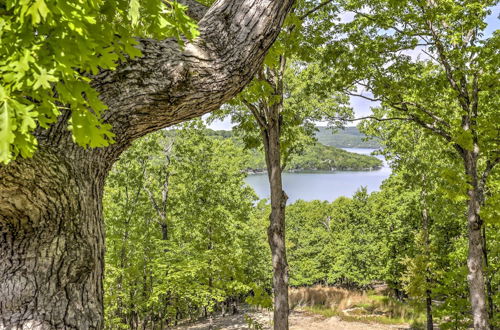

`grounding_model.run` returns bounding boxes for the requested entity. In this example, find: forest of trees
[103,124,499,329]
[0,0,498,329]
